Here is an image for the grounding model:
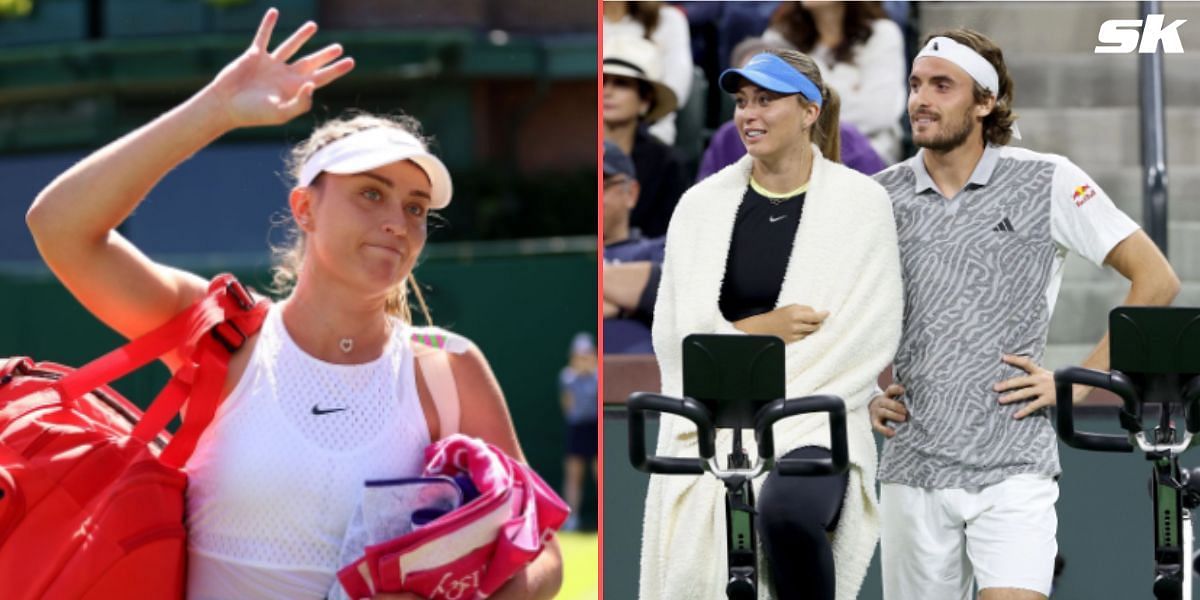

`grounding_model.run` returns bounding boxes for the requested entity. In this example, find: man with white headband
[869,27,1179,600]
